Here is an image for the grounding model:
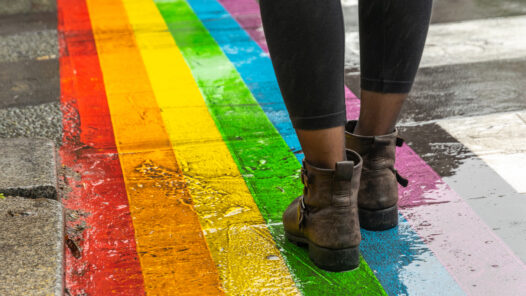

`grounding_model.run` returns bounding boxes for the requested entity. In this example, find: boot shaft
[302,150,362,208]
[345,120,399,171]
[297,150,362,249]
[345,120,407,214]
